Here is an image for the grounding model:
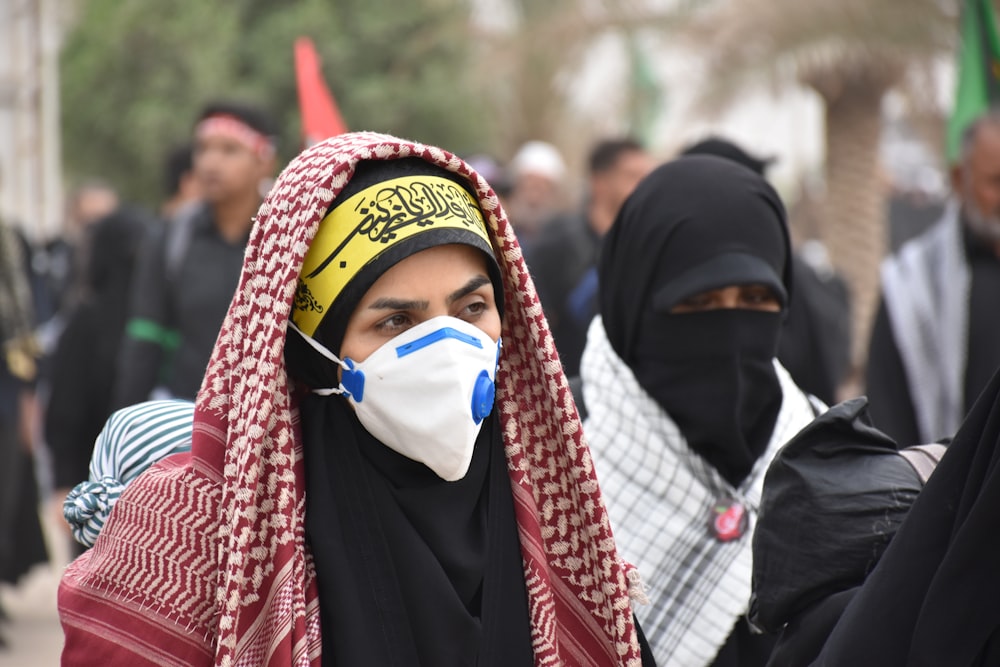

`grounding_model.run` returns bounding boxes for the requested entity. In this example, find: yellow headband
[292,174,492,336]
